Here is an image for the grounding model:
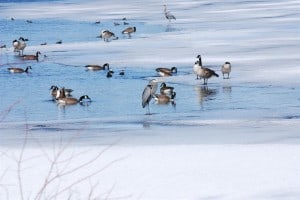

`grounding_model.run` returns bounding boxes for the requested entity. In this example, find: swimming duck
[156,67,177,77]
[221,61,232,79]
[8,66,31,73]
[85,63,109,71]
